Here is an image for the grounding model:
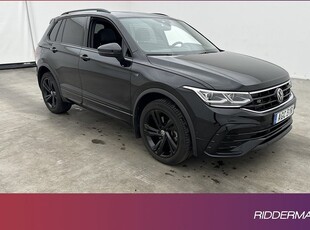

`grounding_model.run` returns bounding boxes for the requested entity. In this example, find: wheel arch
[133,88,197,156]
[37,65,50,86]
[37,64,68,102]
[37,64,60,89]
